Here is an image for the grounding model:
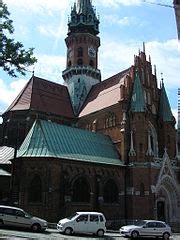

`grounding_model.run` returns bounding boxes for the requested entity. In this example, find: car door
[74,214,88,233]
[141,222,158,237]
[13,209,31,229]
[2,208,17,227]
[88,214,100,233]
[156,222,167,236]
